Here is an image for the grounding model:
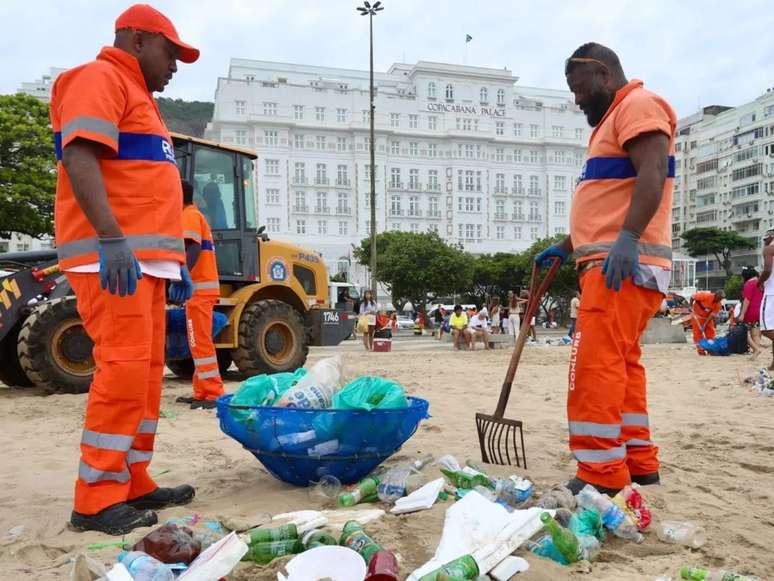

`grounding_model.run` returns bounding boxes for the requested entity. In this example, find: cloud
[2,0,772,117]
